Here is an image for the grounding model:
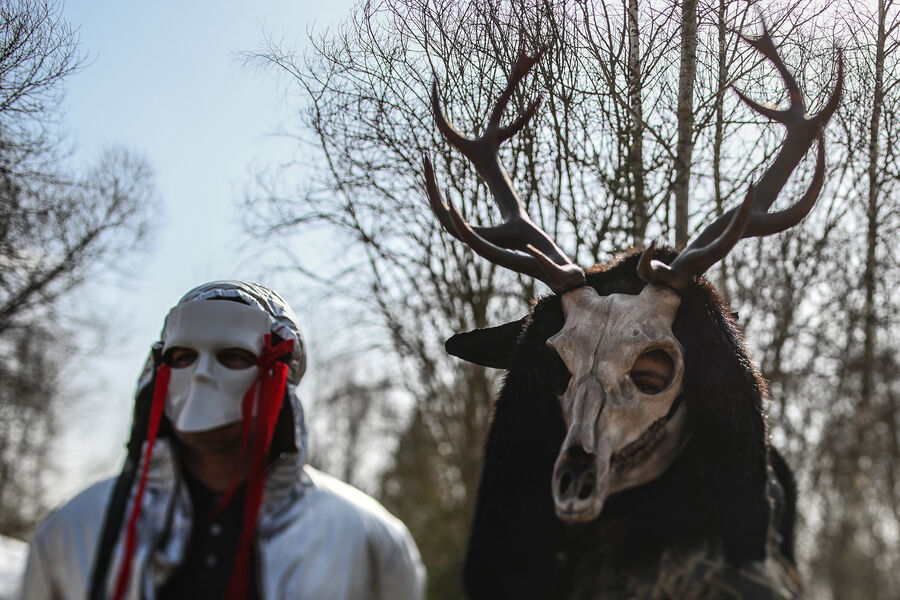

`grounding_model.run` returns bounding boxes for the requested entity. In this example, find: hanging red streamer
[112,363,171,600]
[223,335,293,600]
